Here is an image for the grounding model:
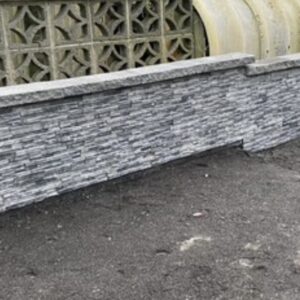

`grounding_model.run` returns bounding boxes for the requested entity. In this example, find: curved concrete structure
[193,0,300,59]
